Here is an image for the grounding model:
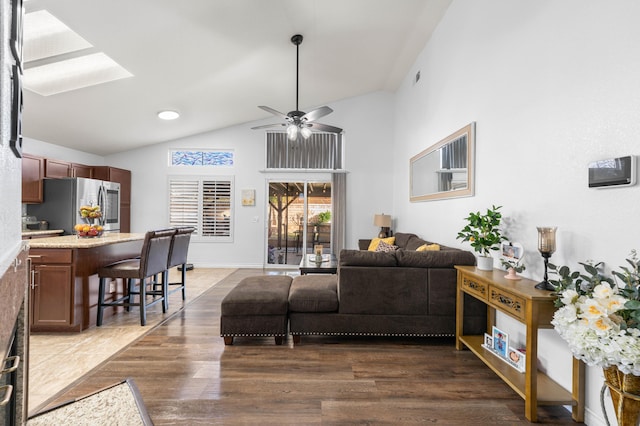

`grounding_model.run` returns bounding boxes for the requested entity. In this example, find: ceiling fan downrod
[291,34,303,115]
